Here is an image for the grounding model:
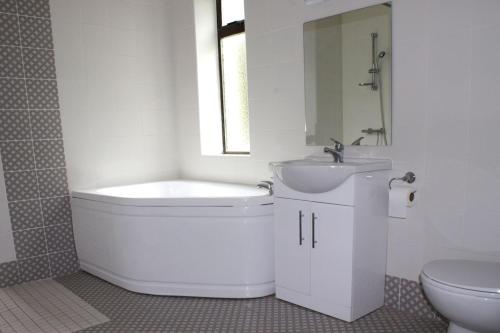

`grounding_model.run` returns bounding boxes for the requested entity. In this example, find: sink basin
[271,157,391,193]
